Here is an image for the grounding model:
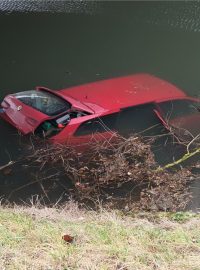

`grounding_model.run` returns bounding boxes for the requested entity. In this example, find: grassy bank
[0,202,200,270]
